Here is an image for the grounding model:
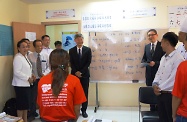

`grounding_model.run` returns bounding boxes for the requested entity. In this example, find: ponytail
[49,49,69,97]
[51,65,68,97]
